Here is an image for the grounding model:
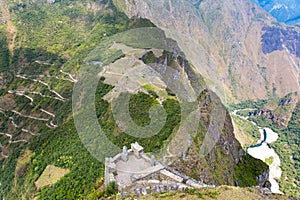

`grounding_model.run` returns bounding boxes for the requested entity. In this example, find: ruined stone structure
[104,142,212,194]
